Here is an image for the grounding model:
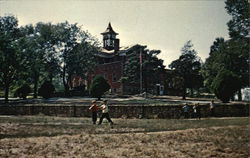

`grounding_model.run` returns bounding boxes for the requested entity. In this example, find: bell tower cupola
[101,22,119,51]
